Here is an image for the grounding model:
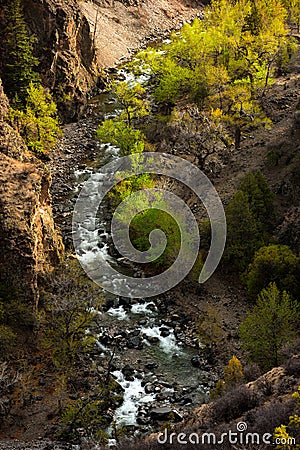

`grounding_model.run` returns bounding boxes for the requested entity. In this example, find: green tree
[96,80,151,156]
[1,0,40,106]
[10,82,61,153]
[282,0,300,32]
[239,171,276,232]
[111,80,150,126]
[244,244,300,299]
[135,0,294,146]
[240,283,298,369]
[223,190,264,271]
[96,119,145,156]
[130,208,181,268]
[42,265,103,371]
